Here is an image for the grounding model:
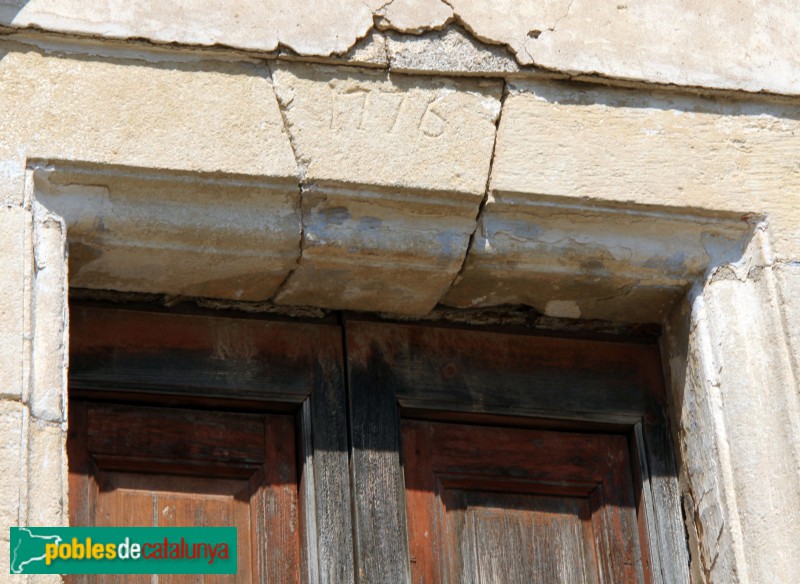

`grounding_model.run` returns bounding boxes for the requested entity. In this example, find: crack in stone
[438,79,508,303]
[266,61,306,302]
[551,0,575,33]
